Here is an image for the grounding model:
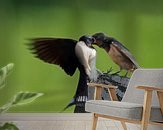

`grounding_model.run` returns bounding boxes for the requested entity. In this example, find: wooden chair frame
[87,83,163,130]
